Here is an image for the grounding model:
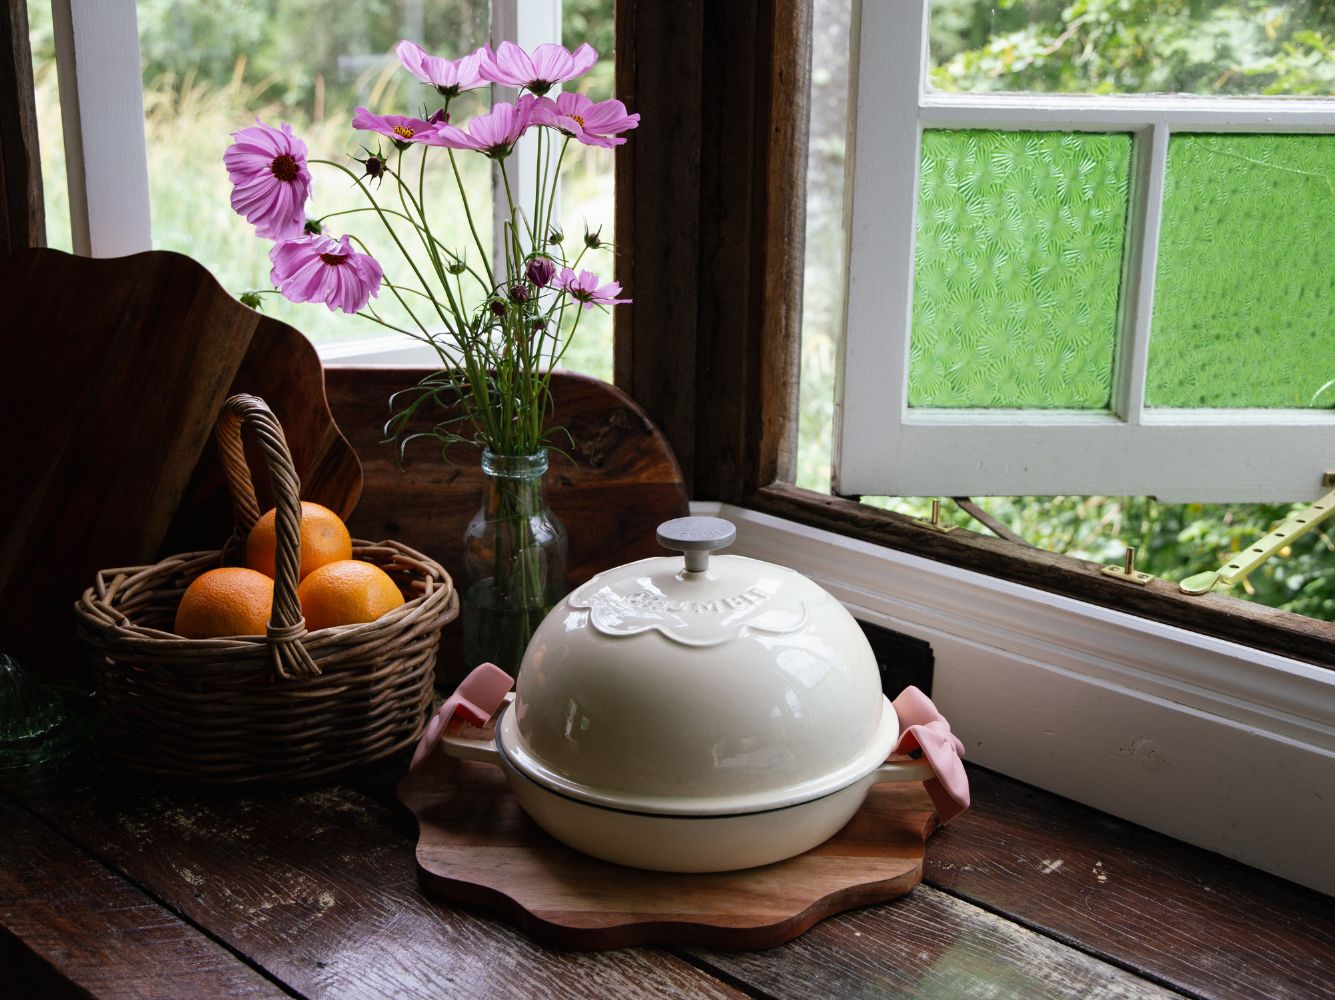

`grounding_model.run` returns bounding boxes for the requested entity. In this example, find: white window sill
[694,501,1335,894]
